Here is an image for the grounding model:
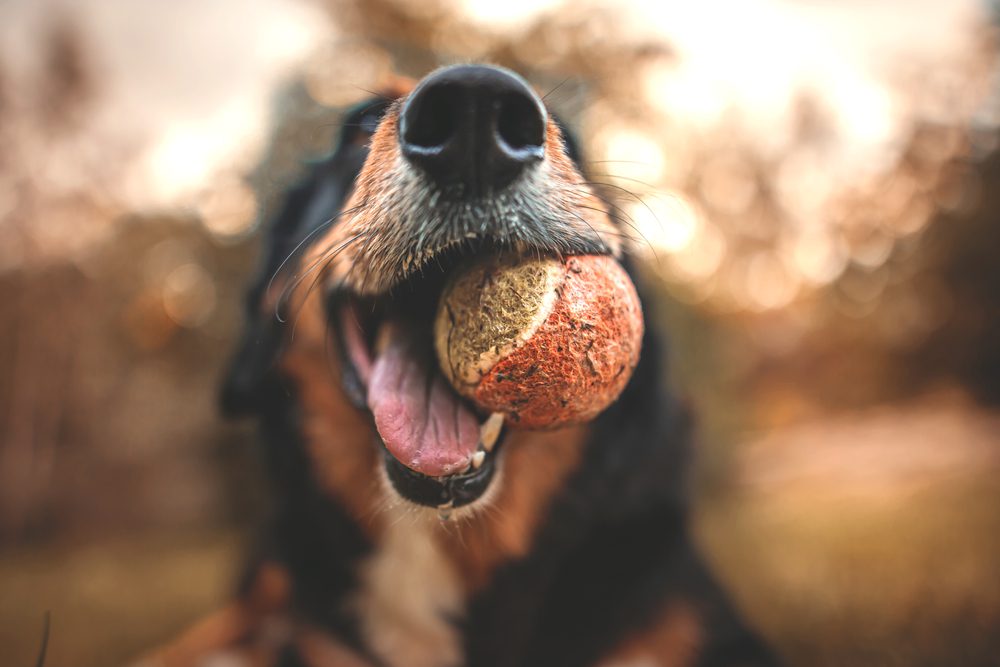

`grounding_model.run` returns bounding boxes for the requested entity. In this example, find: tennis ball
[434,254,643,429]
